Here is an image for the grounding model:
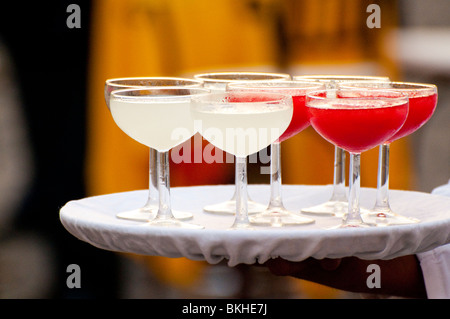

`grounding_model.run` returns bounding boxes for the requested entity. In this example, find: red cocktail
[308,99,408,153]
[279,94,310,142]
[340,82,437,226]
[306,89,409,228]
[294,75,391,217]
[388,90,437,142]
